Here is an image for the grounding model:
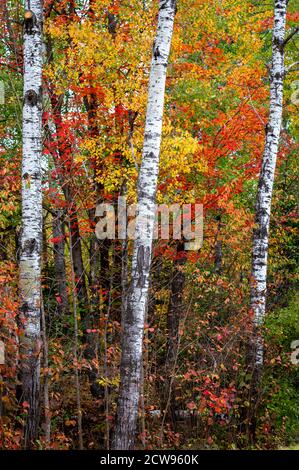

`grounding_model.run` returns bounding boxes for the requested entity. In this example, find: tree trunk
[248,0,287,384]
[214,215,223,274]
[52,209,69,316]
[55,155,88,317]
[163,242,186,423]
[19,0,43,448]
[83,87,104,396]
[112,0,176,450]
[68,218,83,450]
[41,298,51,447]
